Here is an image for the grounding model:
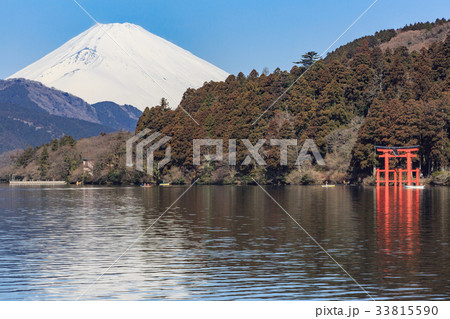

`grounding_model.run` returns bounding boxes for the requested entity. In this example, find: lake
[0,184,448,300]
